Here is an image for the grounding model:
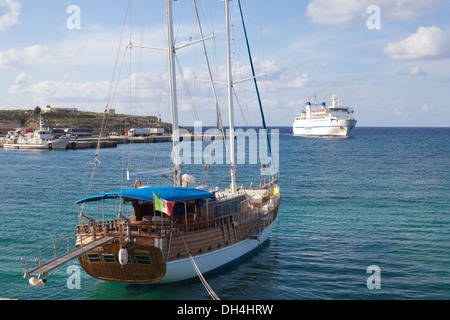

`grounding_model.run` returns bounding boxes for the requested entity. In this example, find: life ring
[134,179,142,189]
